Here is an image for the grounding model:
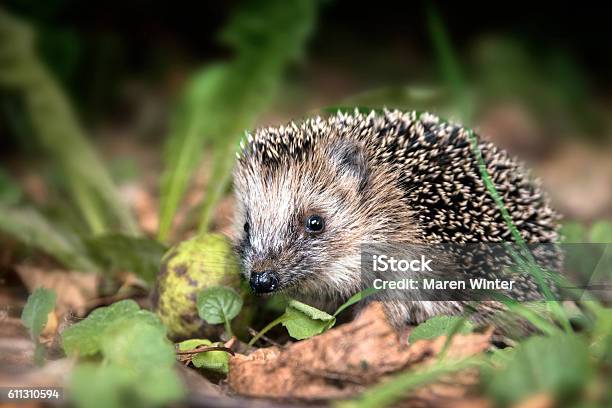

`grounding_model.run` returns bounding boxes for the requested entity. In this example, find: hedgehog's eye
[243,222,250,234]
[305,215,325,234]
